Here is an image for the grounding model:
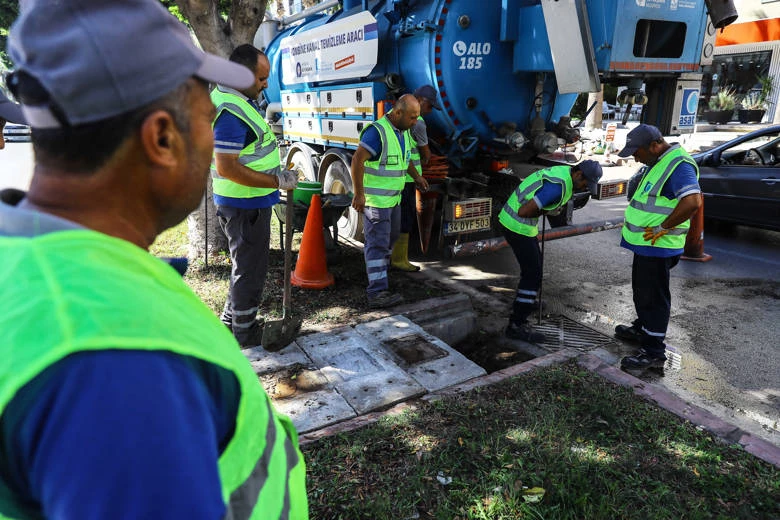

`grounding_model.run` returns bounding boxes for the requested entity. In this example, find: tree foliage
[0,0,19,70]
[170,0,269,57]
